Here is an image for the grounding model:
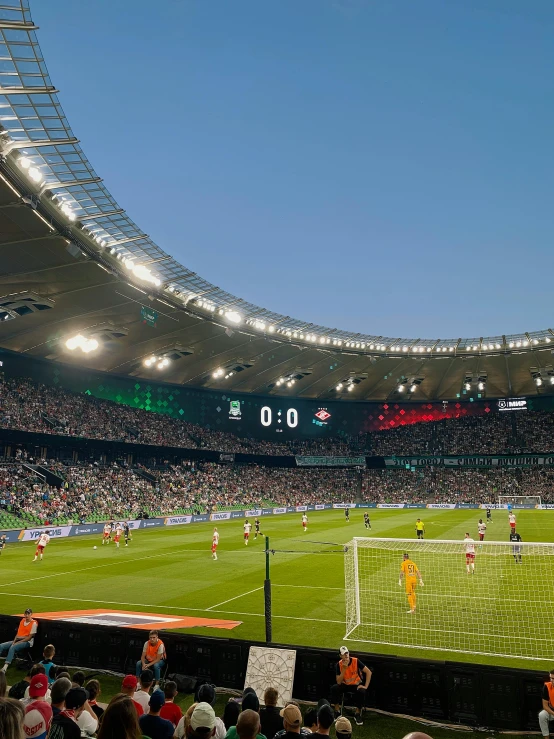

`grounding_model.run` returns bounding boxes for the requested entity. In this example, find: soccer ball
[93,546,97,550]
